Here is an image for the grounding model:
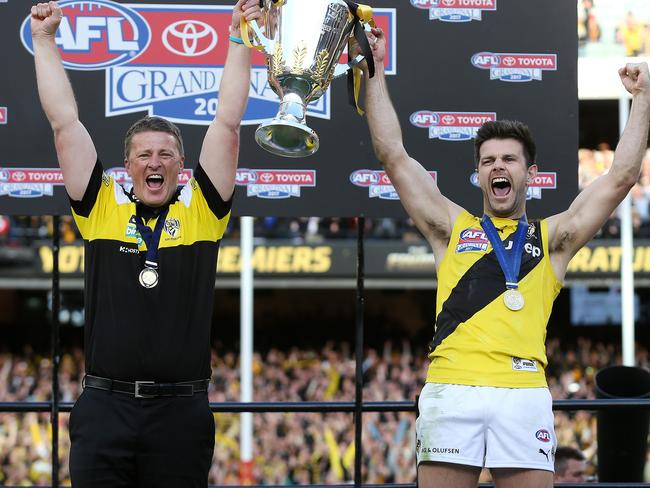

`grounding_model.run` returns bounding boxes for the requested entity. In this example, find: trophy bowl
[247,0,361,157]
